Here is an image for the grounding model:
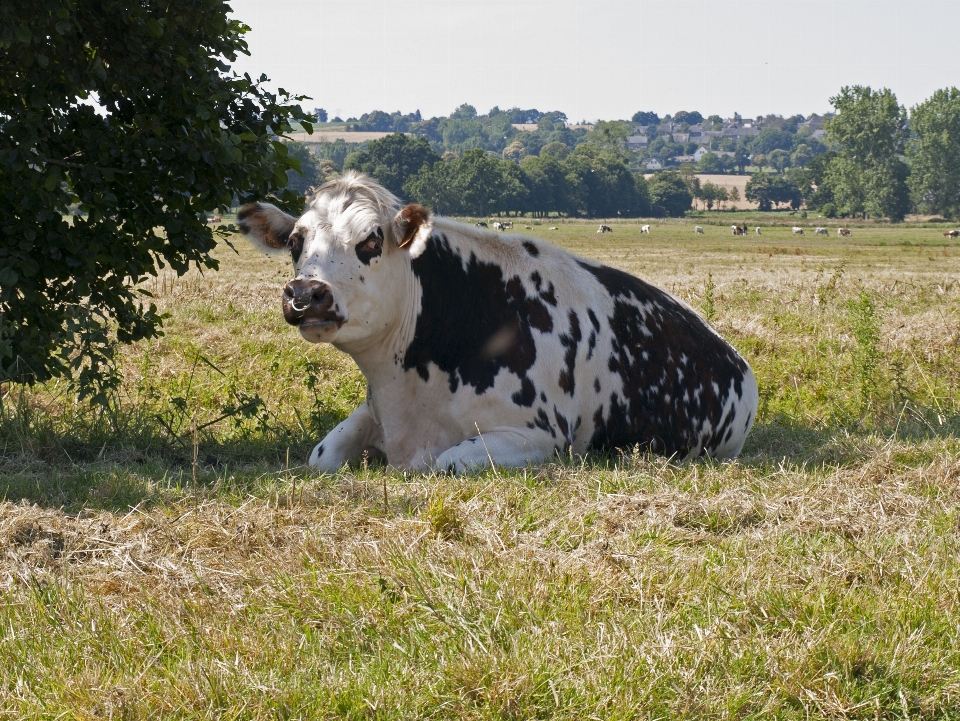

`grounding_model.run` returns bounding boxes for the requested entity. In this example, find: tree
[746,174,802,211]
[539,141,570,160]
[733,145,751,174]
[729,186,741,205]
[648,172,693,217]
[285,142,324,195]
[698,152,724,174]
[768,149,792,174]
[0,0,310,396]
[673,111,703,126]
[825,85,910,220]
[791,143,815,168]
[344,133,440,198]
[314,107,328,123]
[750,128,795,155]
[632,111,660,127]
[908,87,960,219]
[502,141,525,161]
